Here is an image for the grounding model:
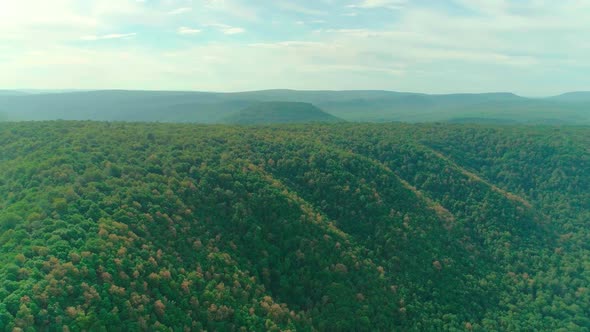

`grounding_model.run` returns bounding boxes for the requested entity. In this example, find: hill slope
[223,101,342,124]
[548,91,590,102]
[0,122,588,331]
